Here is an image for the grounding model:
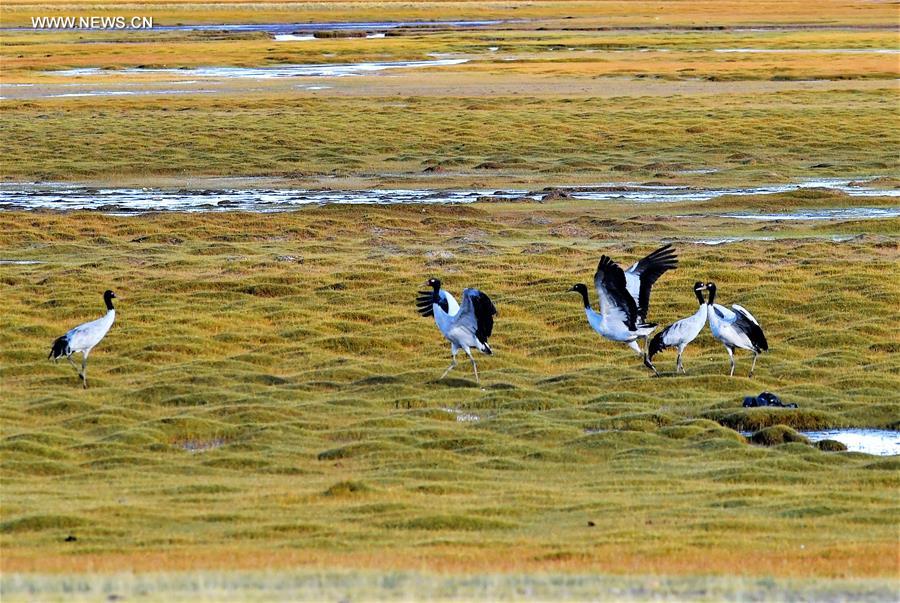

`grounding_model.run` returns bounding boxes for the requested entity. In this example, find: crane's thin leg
[642,354,659,377]
[465,348,479,384]
[80,351,89,389]
[66,354,79,374]
[749,352,758,378]
[726,347,735,377]
[440,346,459,380]
[676,348,684,374]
